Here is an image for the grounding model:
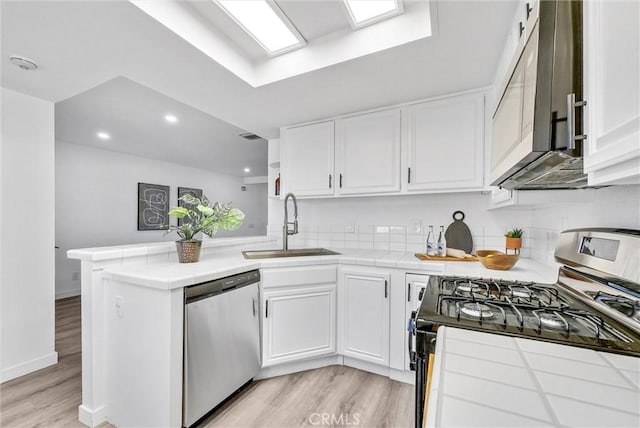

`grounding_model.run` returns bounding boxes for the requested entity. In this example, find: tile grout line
[512,338,563,427]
